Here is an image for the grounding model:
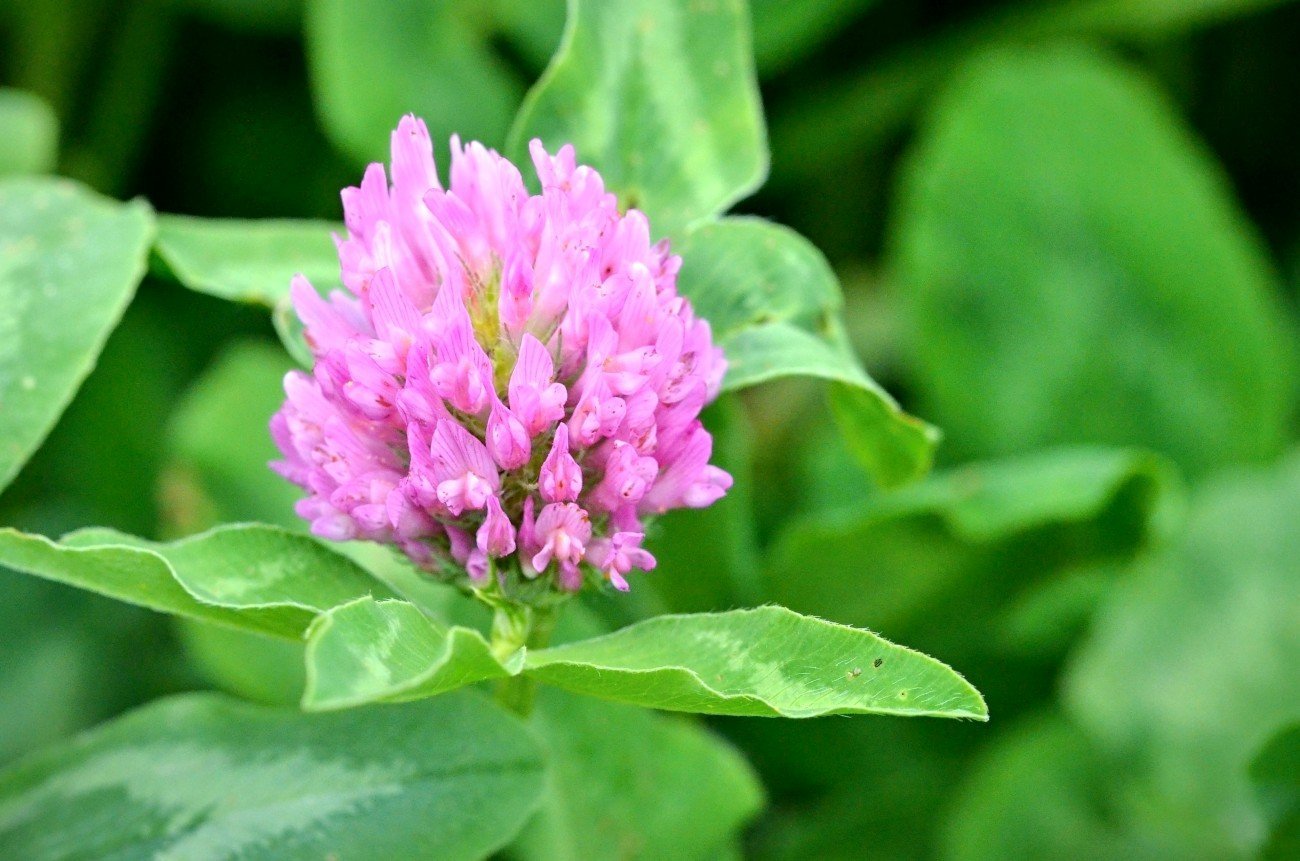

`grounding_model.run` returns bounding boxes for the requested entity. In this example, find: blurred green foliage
[3,0,1300,857]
